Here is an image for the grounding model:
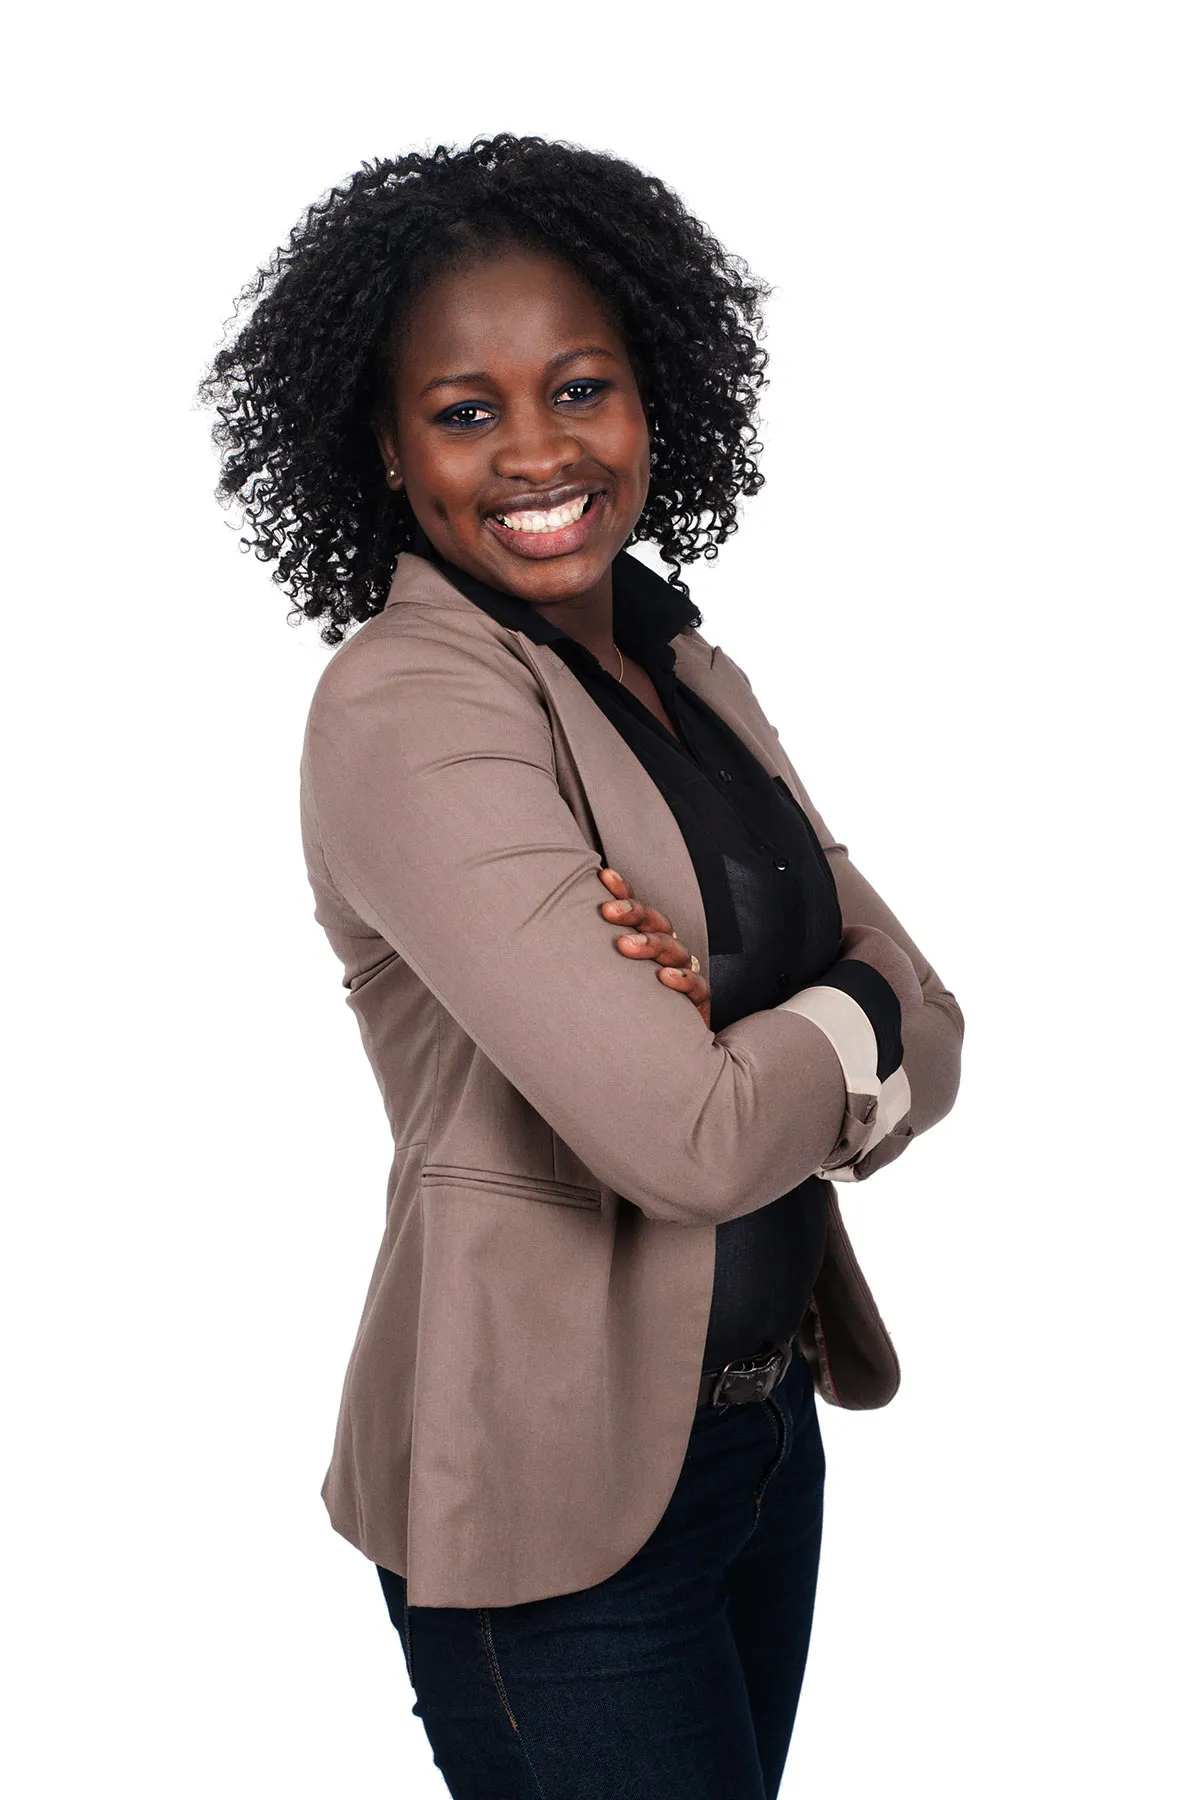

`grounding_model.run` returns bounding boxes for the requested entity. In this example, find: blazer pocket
[419,1162,603,1210]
